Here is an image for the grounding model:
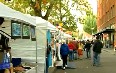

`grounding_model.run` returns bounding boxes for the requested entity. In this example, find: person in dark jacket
[60,40,69,70]
[84,40,91,59]
[92,36,103,66]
